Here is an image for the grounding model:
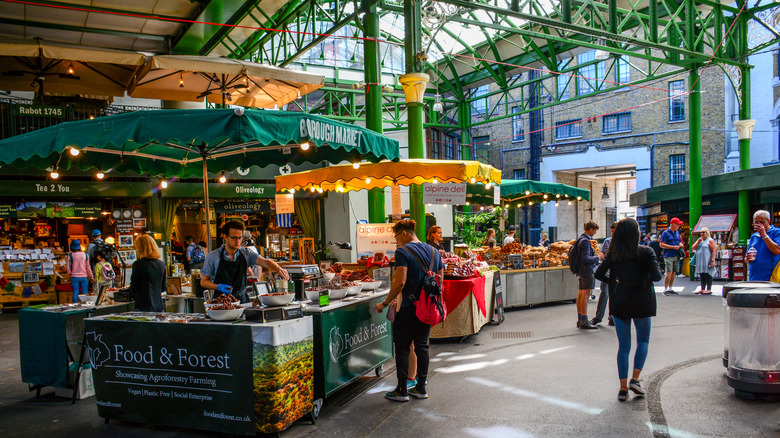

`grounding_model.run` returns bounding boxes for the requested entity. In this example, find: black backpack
[567,236,589,275]
[397,245,443,301]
